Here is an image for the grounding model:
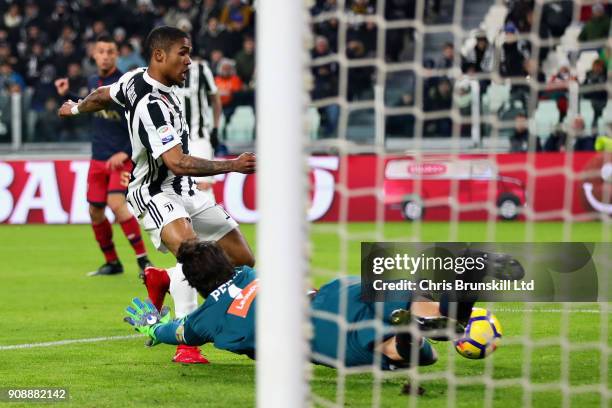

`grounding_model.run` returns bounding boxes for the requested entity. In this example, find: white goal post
[256,0,310,407]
